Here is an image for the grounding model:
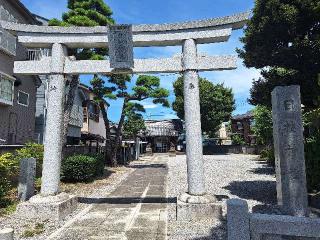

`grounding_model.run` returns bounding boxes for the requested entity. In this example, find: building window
[237,121,243,130]
[88,102,100,122]
[18,91,29,107]
[0,73,14,105]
